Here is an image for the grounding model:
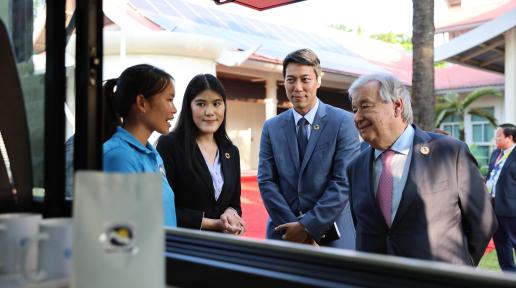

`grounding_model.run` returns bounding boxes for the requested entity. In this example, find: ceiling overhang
[435,7,516,73]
